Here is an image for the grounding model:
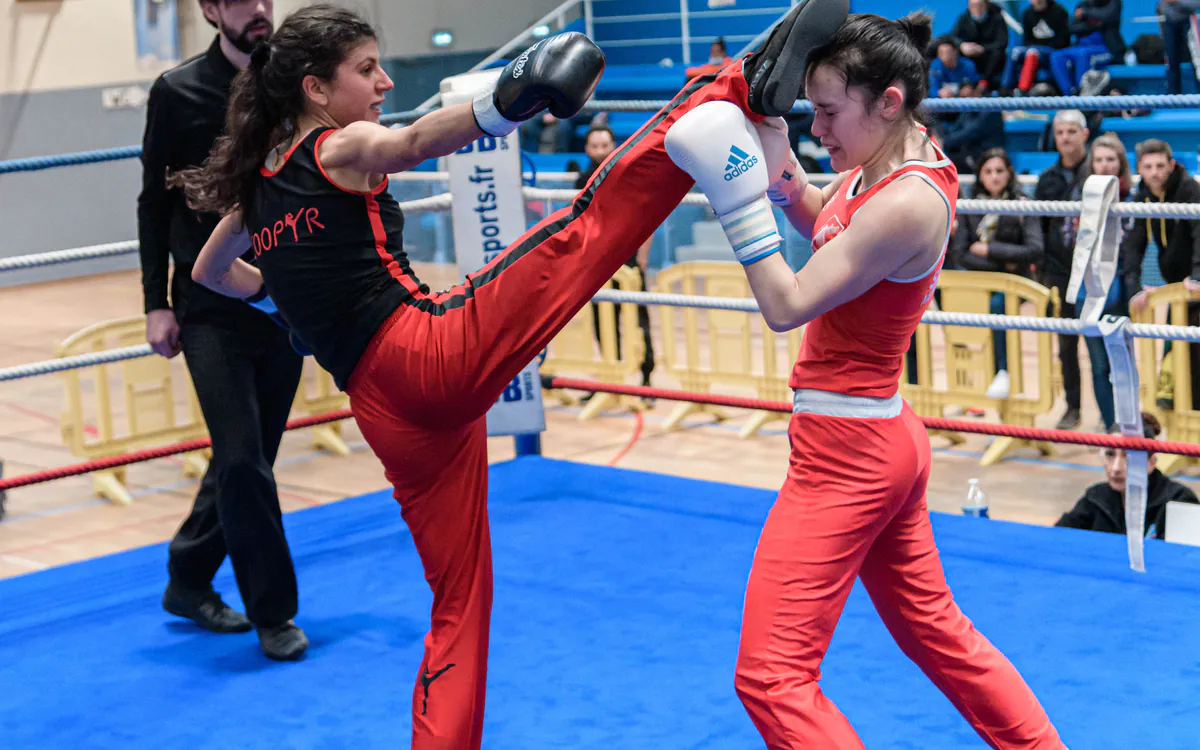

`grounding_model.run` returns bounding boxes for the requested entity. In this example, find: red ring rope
[607,411,645,467]
[4,378,1198,494]
[547,377,1200,458]
[0,409,352,493]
